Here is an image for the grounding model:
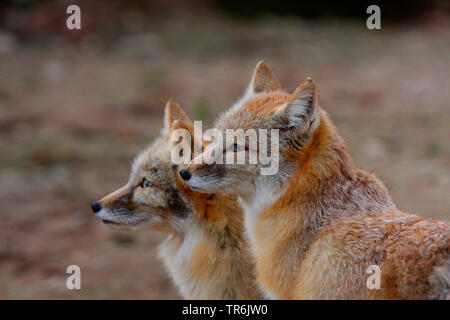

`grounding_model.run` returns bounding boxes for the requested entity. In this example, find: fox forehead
[217,92,289,130]
[130,136,173,183]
